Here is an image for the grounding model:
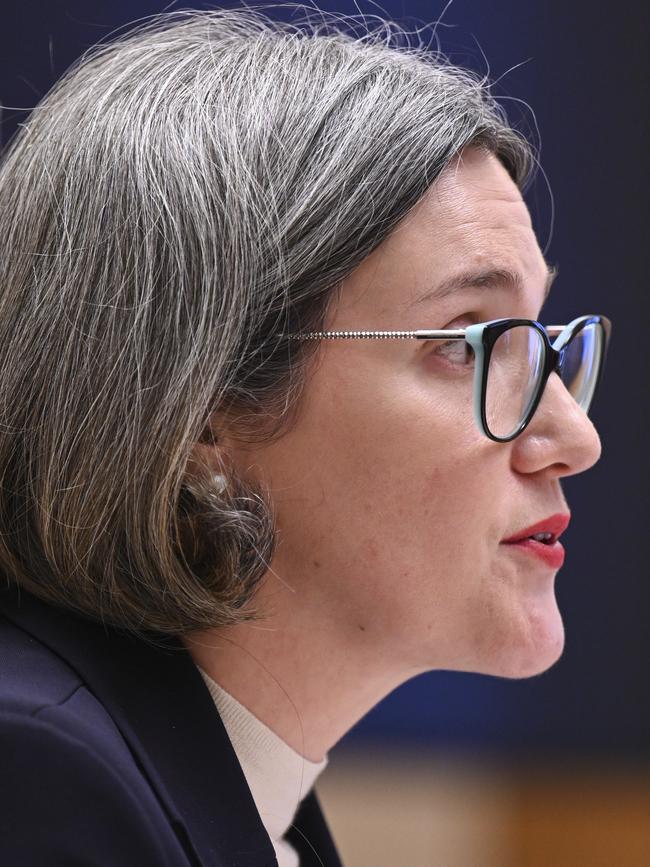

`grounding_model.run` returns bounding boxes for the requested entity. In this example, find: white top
[196,665,328,867]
